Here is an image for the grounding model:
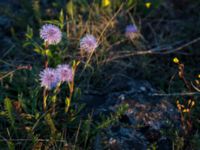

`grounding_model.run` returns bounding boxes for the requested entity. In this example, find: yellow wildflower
[102,0,111,7]
[176,100,179,104]
[188,99,191,105]
[183,109,190,113]
[145,2,151,8]
[173,57,179,64]
[195,80,200,85]
[177,104,181,110]
[191,101,195,107]
[198,74,200,78]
